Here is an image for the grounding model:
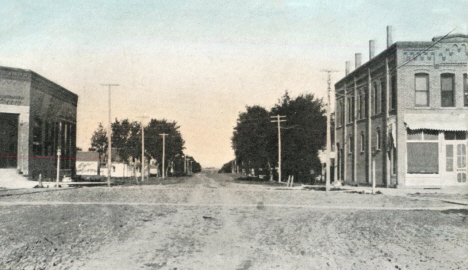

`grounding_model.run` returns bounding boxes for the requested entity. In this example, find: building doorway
[445,142,467,183]
[0,113,19,168]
